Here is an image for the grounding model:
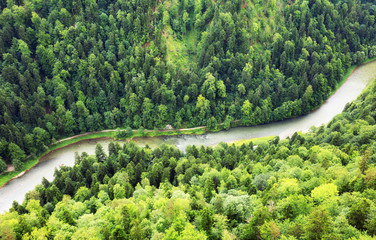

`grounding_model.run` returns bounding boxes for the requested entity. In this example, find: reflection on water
[1,60,376,212]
